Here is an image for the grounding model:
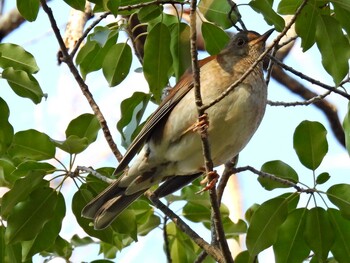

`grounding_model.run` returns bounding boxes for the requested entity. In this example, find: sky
[1,1,350,262]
